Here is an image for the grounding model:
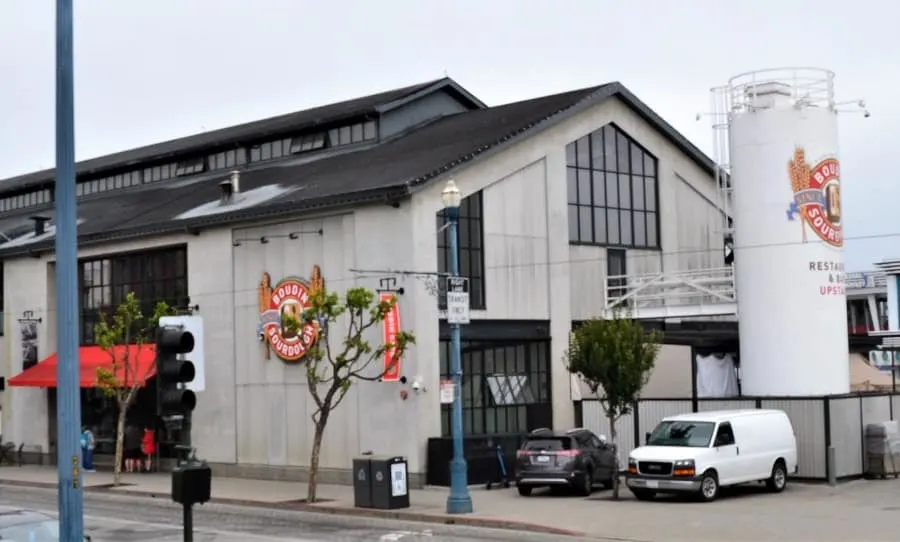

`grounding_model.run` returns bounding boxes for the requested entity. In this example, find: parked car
[514,427,617,496]
[0,506,91,541]
[626,409,798,502]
